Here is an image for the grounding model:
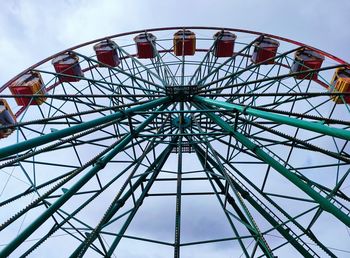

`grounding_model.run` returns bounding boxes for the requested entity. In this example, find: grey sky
[1,0,349,86]
[0,0,349,257]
